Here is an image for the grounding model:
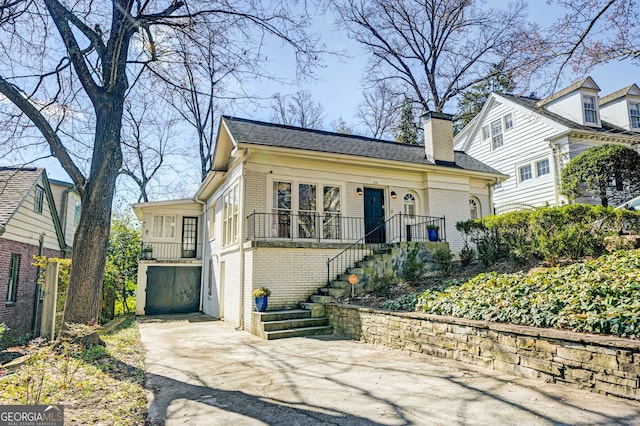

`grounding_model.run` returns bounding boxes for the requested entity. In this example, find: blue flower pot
[255,296,268,312]
[428,228,439,242]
